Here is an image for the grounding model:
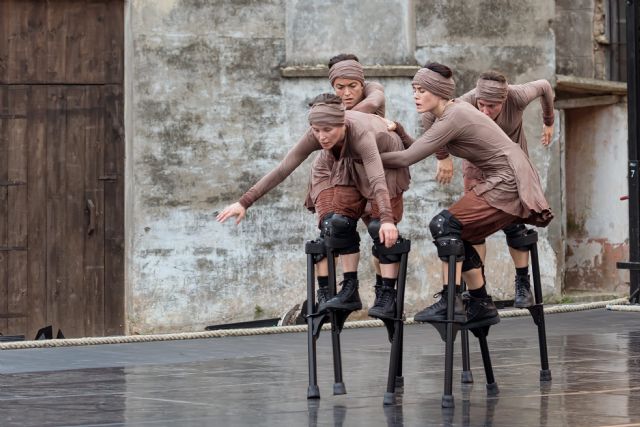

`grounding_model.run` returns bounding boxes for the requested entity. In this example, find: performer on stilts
[217,94,409,320]
[383,63,553,324]
[423,70,555,307]
[305,55,417,319]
